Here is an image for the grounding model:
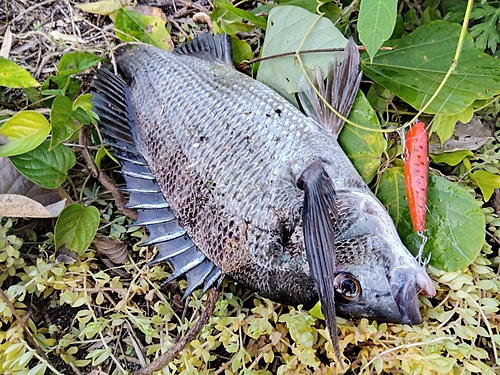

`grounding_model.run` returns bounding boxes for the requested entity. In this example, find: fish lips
[390,268,425,325]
